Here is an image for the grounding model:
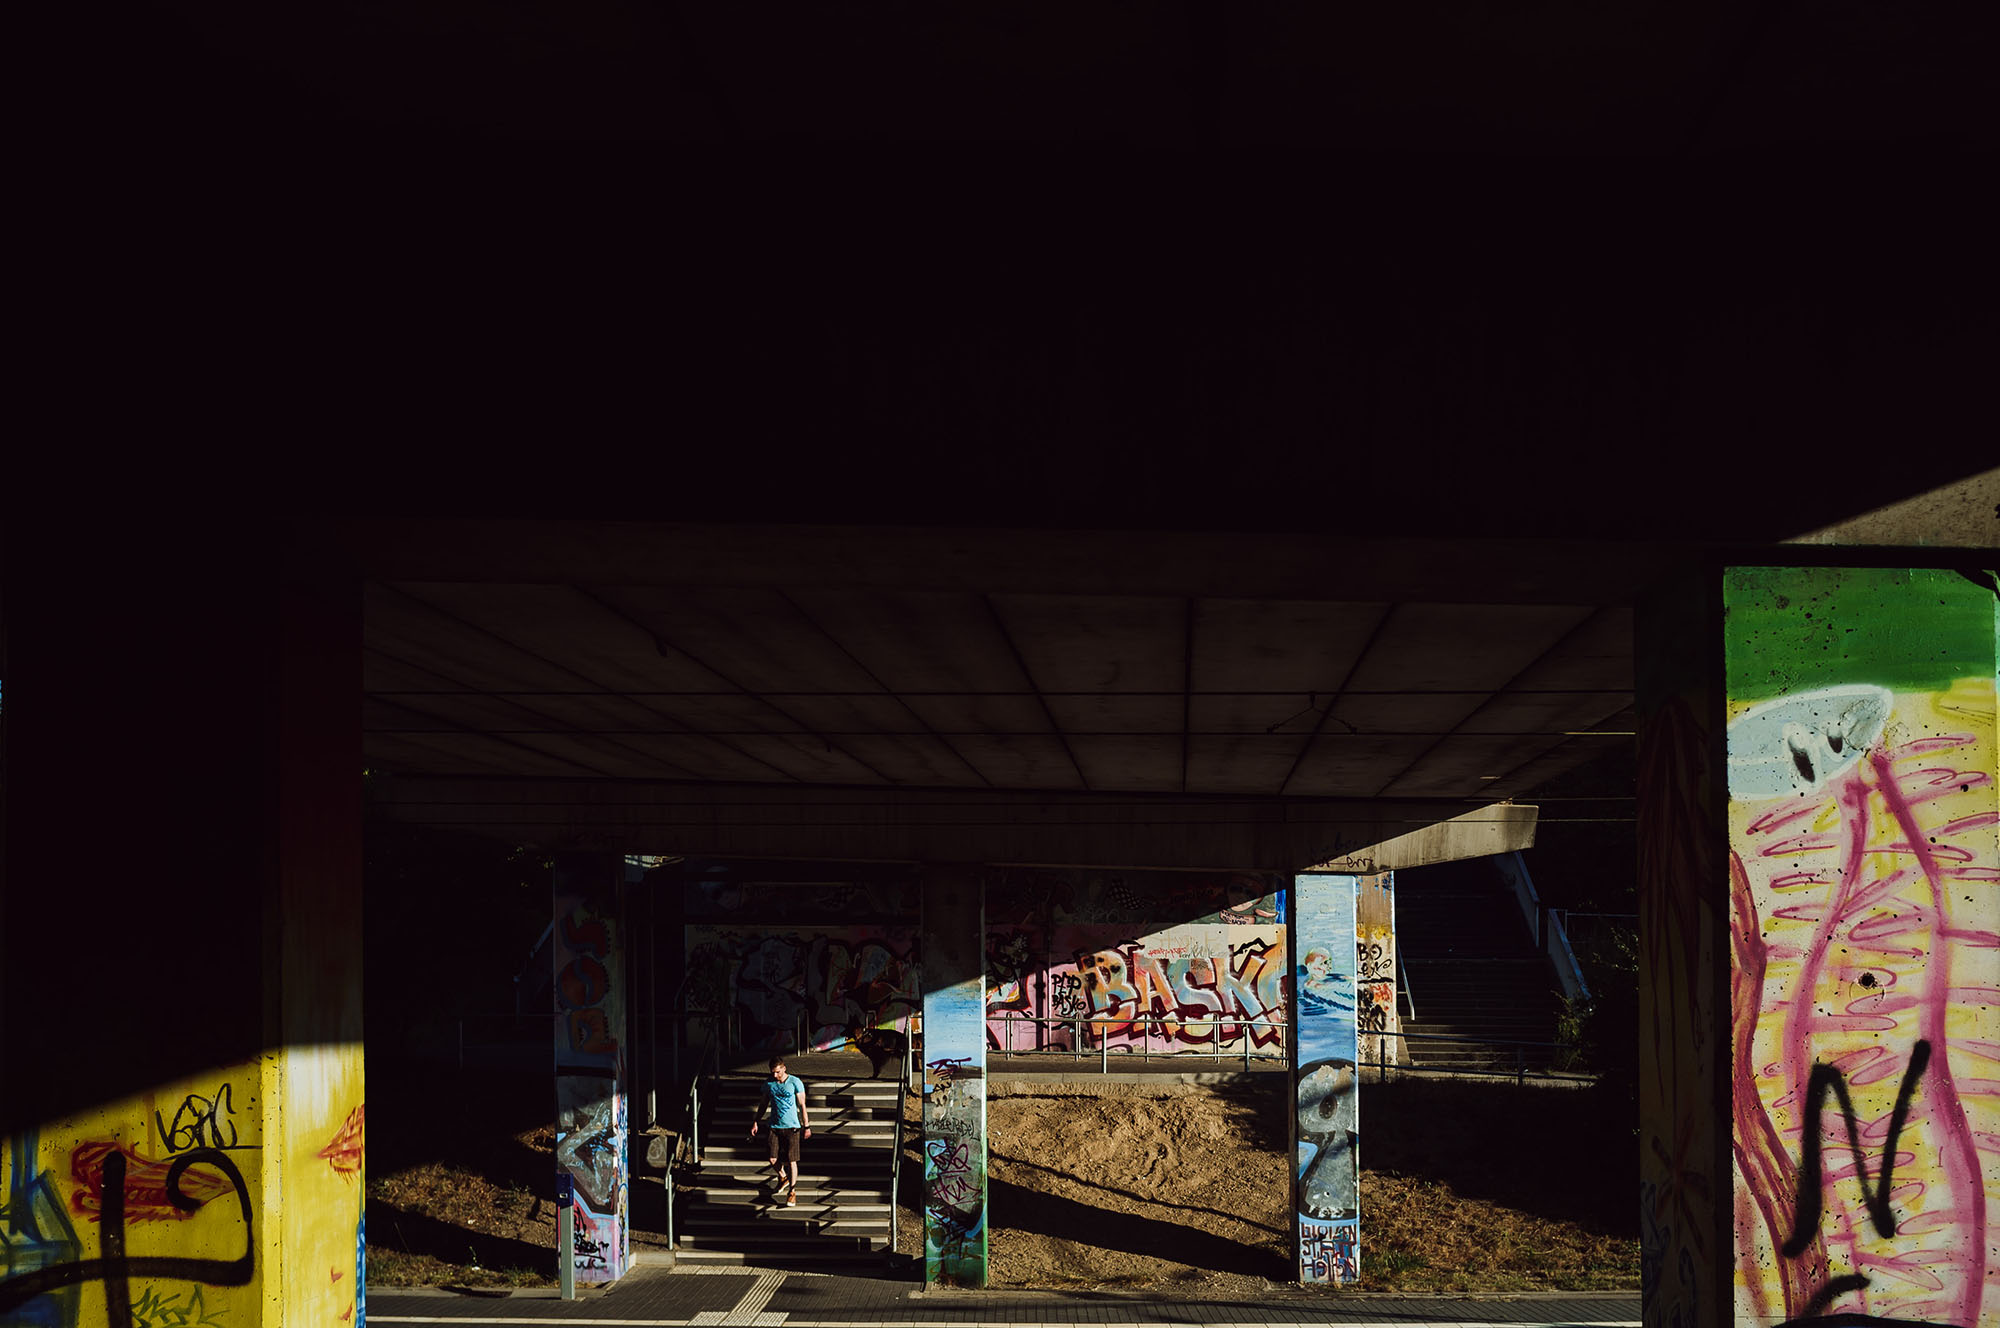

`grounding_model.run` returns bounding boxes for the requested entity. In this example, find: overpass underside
[7,492,1996,1323]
